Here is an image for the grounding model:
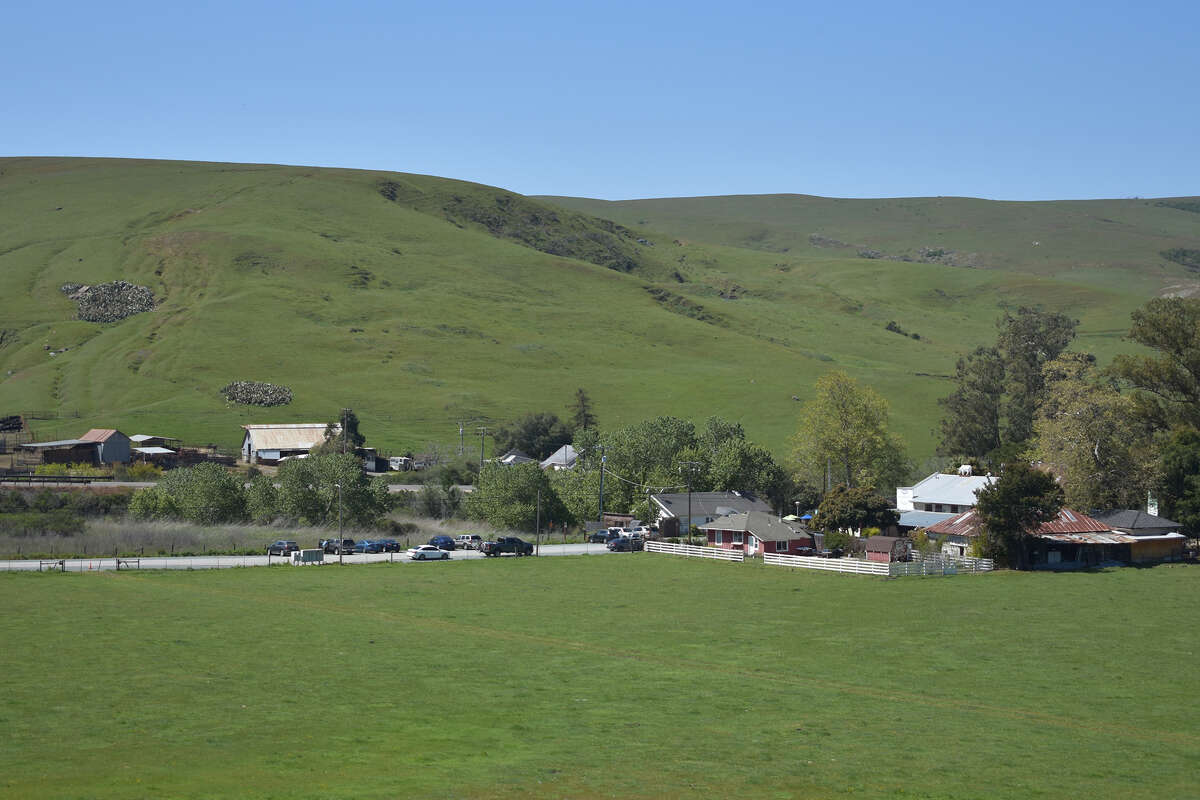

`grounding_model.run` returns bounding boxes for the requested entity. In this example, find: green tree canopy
[814,484,898,532]
[492,412,573,460]
[1156,428,1200,536]
[1032,353,1154,509]
[973,462,1063,570]
[152,462,247,525]
[276,452,381,527]
[1109,296,1200,431]
[938,345,1004,459]
[791,371,910,491]
[465,462,565,532]
[569,388,597,432]
[997,307,1078,445]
